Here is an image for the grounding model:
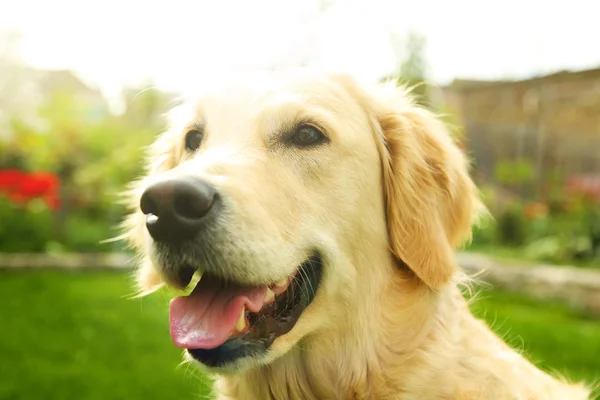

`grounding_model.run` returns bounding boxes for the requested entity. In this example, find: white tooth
[264,288,275,303]
[276,278,288,287]
[235,307,246,332]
